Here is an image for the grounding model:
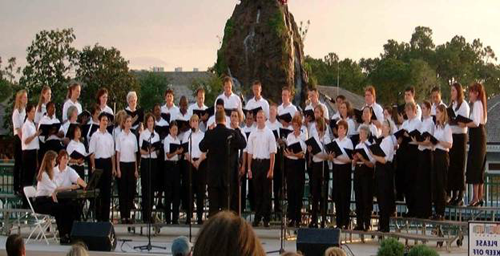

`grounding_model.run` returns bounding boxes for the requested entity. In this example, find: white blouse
[305,102,329,121]
[470,101,487,126]
[161,104,180,123]
[247,127,277,160]
[355,140,375,164]
[245,97,270,119]
[401,117,422,145]
[277,103,298,130]
[89,130,114,159]
[66,140,87,165]
[418,116,435,151]
[434,124,453,152]
[38,115,60,142]
[215,92,242,112]
[182,129,205,159]
[116,130,138,163]
[100,105,114,115]
[54,165,80,187]
[340,118,358,137]
[285,131,307,160]
[333,136,354,165]
[379,136,395,163]
[36,172,57,197]
[312,133,332,163]
[12,108,26,136]
[164,134,181,161]
[139,129,161,159]
[450,101,470,134]
[62,99,82,122]
[59,121,77,138]
[21,120,39,150]
[35,103,46,124]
